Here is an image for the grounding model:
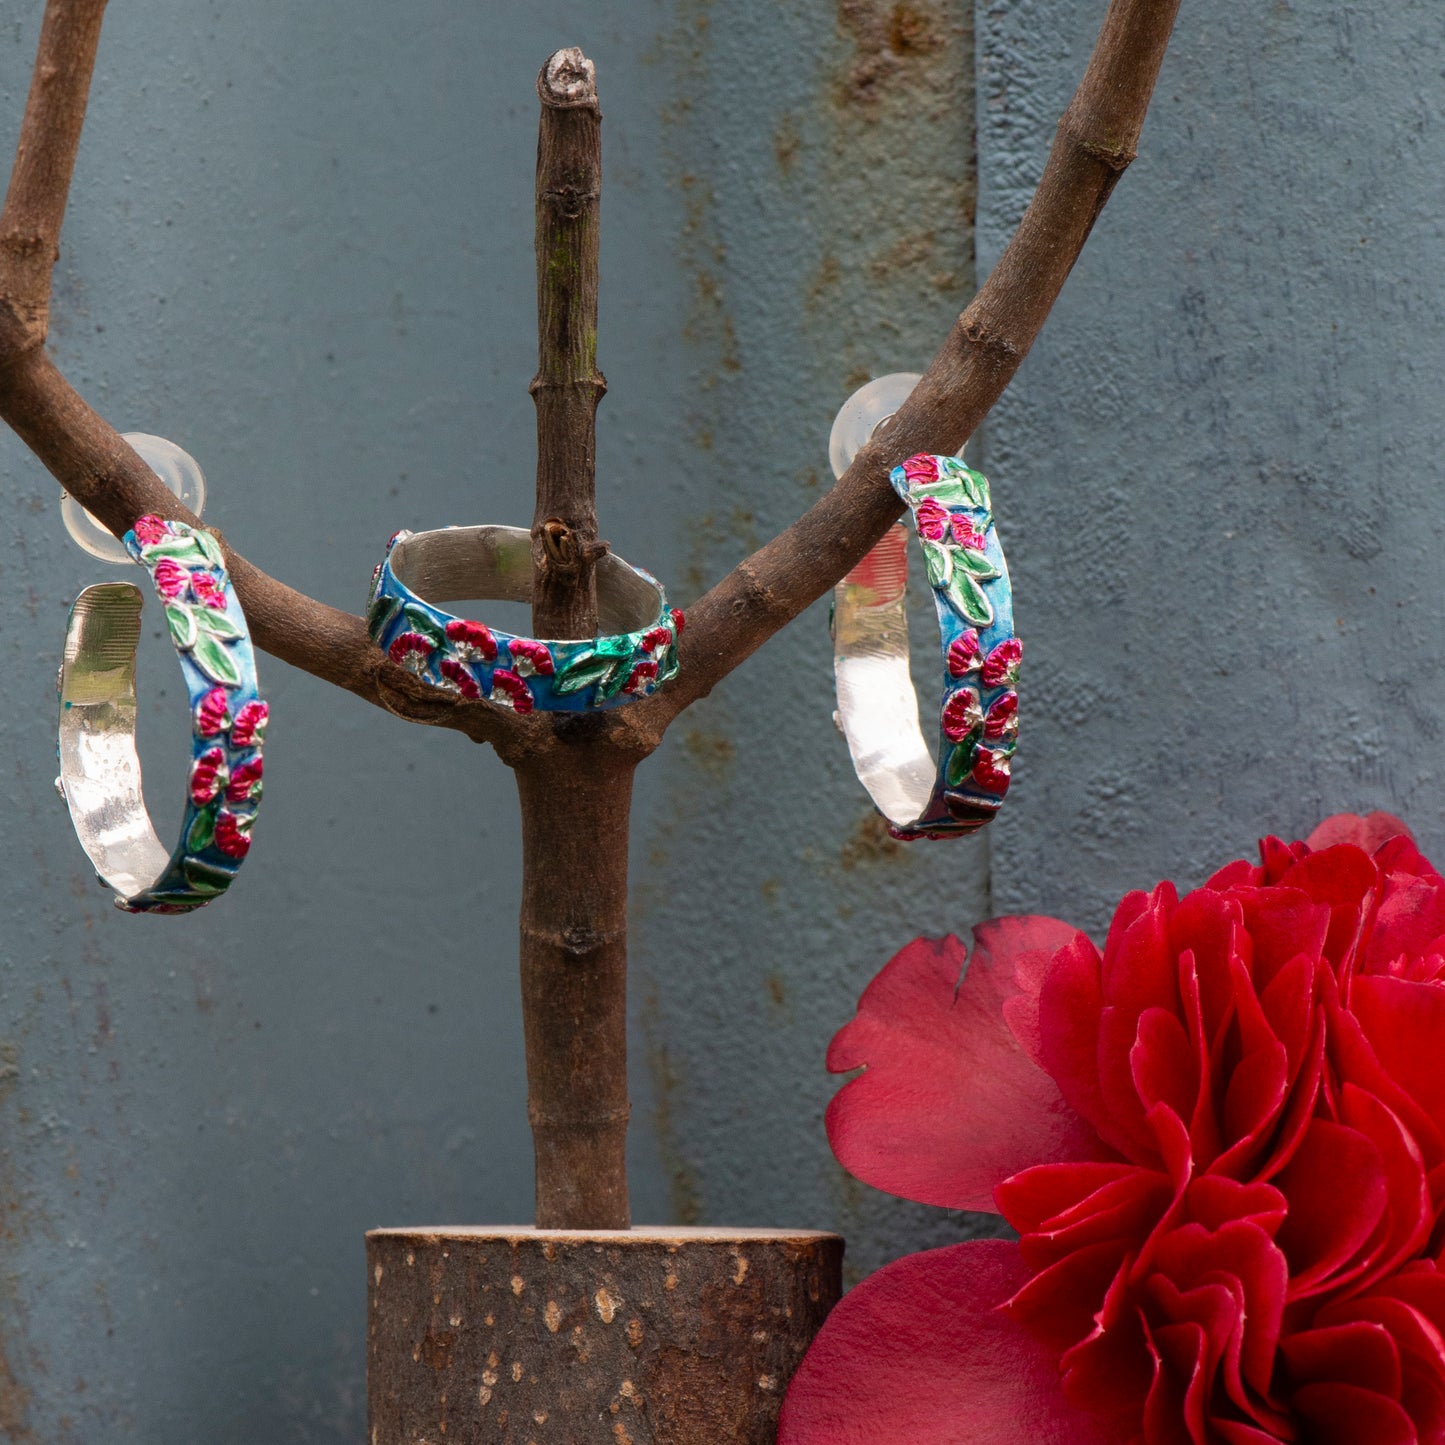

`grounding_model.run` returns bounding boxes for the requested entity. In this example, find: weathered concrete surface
[976,0,1445,930]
